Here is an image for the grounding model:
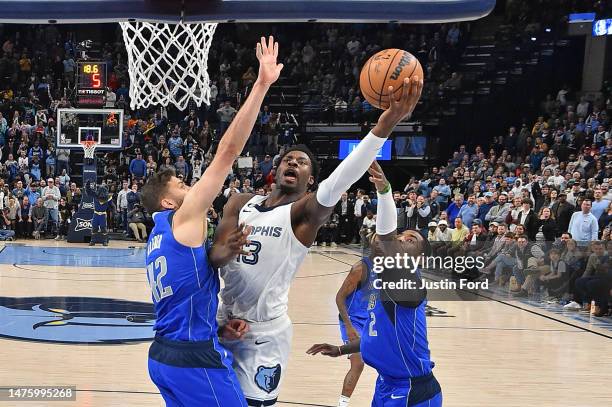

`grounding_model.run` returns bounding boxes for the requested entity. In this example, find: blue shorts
[148,335,247,407]
[339,316,367,344]
[371,373,442,407]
